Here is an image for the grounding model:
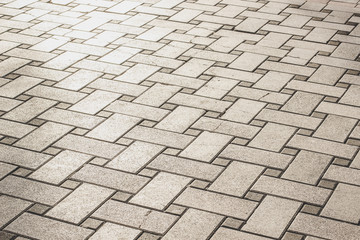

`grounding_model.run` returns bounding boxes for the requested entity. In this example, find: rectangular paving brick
[321,183,360,224]
[313,115,357,142]
[260,61,315,76]
[323,165,360,186]
[0,195,31,228]
[89,223,141,240]
[115,64,159,84]
[316,101,360,119]
[15,65,71,81]
[5,213,93,240]
[2,97,57,123]
[209,161,264,197]
[205,66,262,82]
[125,126,194,149]
[148,154,223,181]
[0,96,21,111]
[86,113,141,142]
[211,228,273,240]
[39,108,104,129]
[0,119,36,138]
[220,144,293,169]
[289,213,360,240]
[286,80,346,97]
[0,162,16,179]
[195,77,238,99]
[55,69,102,91]
[69,90,120,114]
[15,122,73,151]
[105,100,170,121]
[54,134,124,159]
[46,183,114,224]
[221,99,266,123]
[163,209,223,240]
[0,175,70,205]
[72,164,149,193]
[30,150,91,184]
[230,52,267,71]
[180,131,232,162]
[253,71,293,92]
[242,196,301,238]
[130,172,191,210]
[282,150,332,185]
[249,123,296,152]
[93,200,178,234]
[26,85,86,104]
[174,187,258,219]
[107,141,164,173]
[251,176,332,205]
[134,83,181,107]
[193,117,260,139]
[0,57,29,77]
[287,134,358,159]
[173,58,214,77]
[0,76,42,98]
